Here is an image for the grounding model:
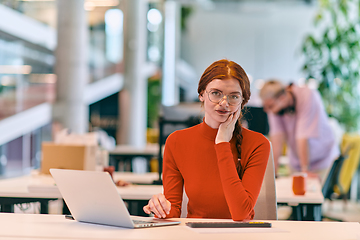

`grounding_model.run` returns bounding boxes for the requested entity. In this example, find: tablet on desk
[186,221,272,228]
